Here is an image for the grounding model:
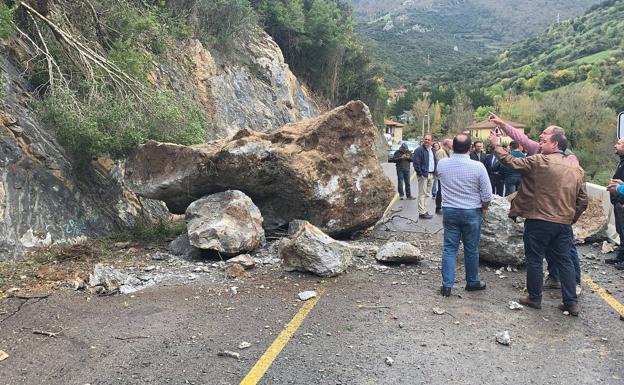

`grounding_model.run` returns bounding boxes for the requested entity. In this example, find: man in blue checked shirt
[436,134,493,297]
